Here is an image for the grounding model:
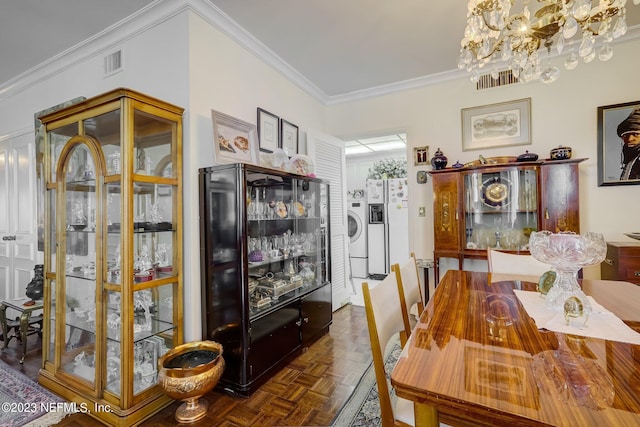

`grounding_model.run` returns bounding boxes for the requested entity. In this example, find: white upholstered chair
[362,274,414,427]
[392,254,425,339]
[487,249,550,281]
